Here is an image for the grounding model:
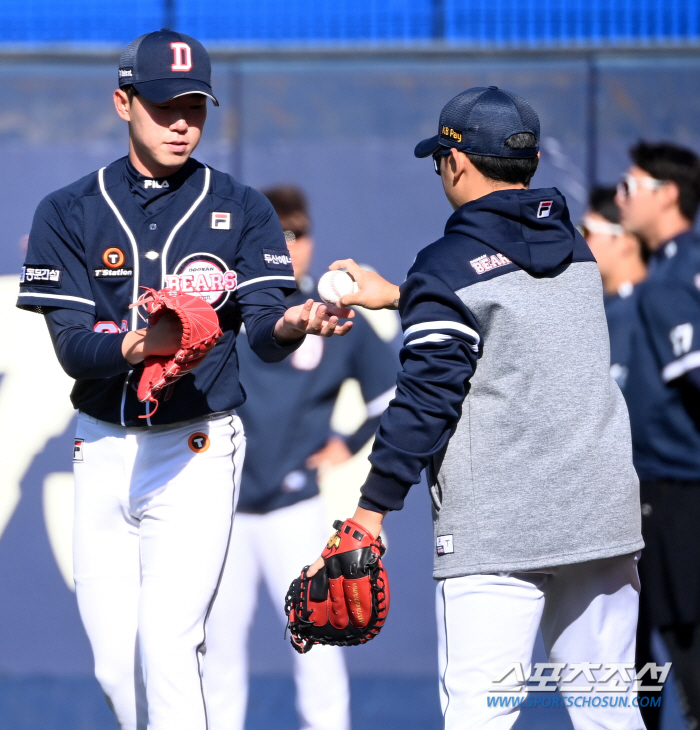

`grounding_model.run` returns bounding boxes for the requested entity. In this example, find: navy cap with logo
[414,86,539,160]
[118,29,218,106]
